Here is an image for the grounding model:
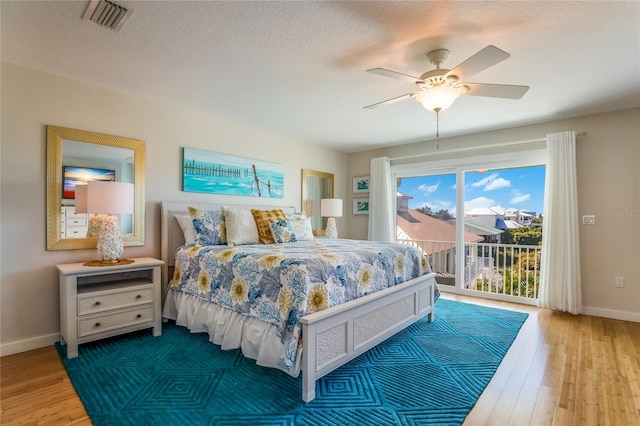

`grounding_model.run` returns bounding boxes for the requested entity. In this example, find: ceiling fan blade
[462,83,529,99]
[366,68,421,83]
[446,45,510,82]
[364,93,414,109]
